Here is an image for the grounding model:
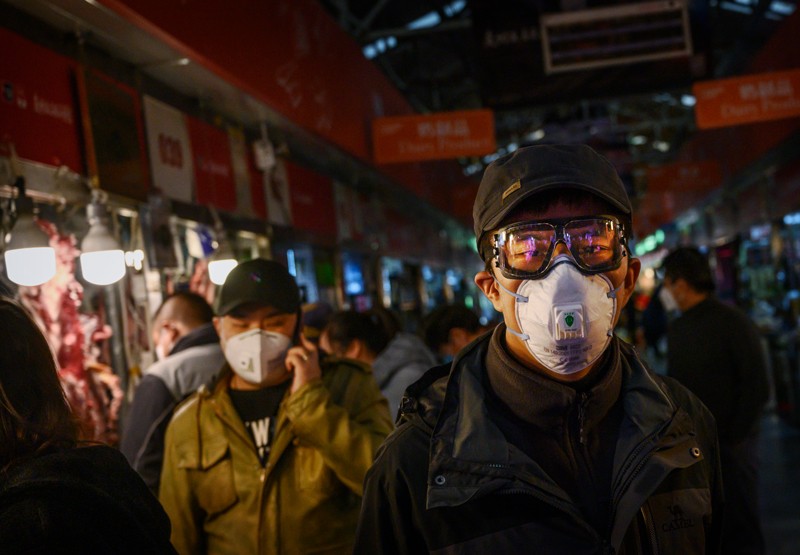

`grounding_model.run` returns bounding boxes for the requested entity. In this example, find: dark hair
[155,291,214,327]
[478,188,633,270]
[0,298,78,470]
[661,247,715,293]
[323,310,392,357]
[422,305,481,352]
